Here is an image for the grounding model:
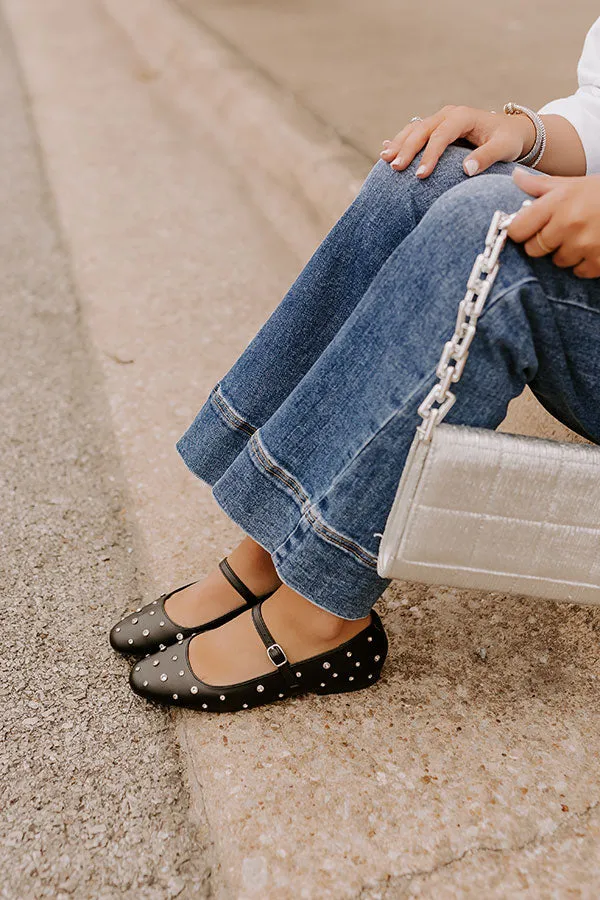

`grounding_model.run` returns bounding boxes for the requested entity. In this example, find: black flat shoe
[109,558,275,656]
[128,601,388,712]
